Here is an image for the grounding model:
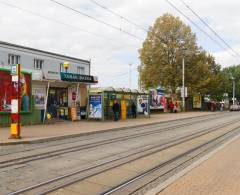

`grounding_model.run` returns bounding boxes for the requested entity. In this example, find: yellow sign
[193,94,202,109]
